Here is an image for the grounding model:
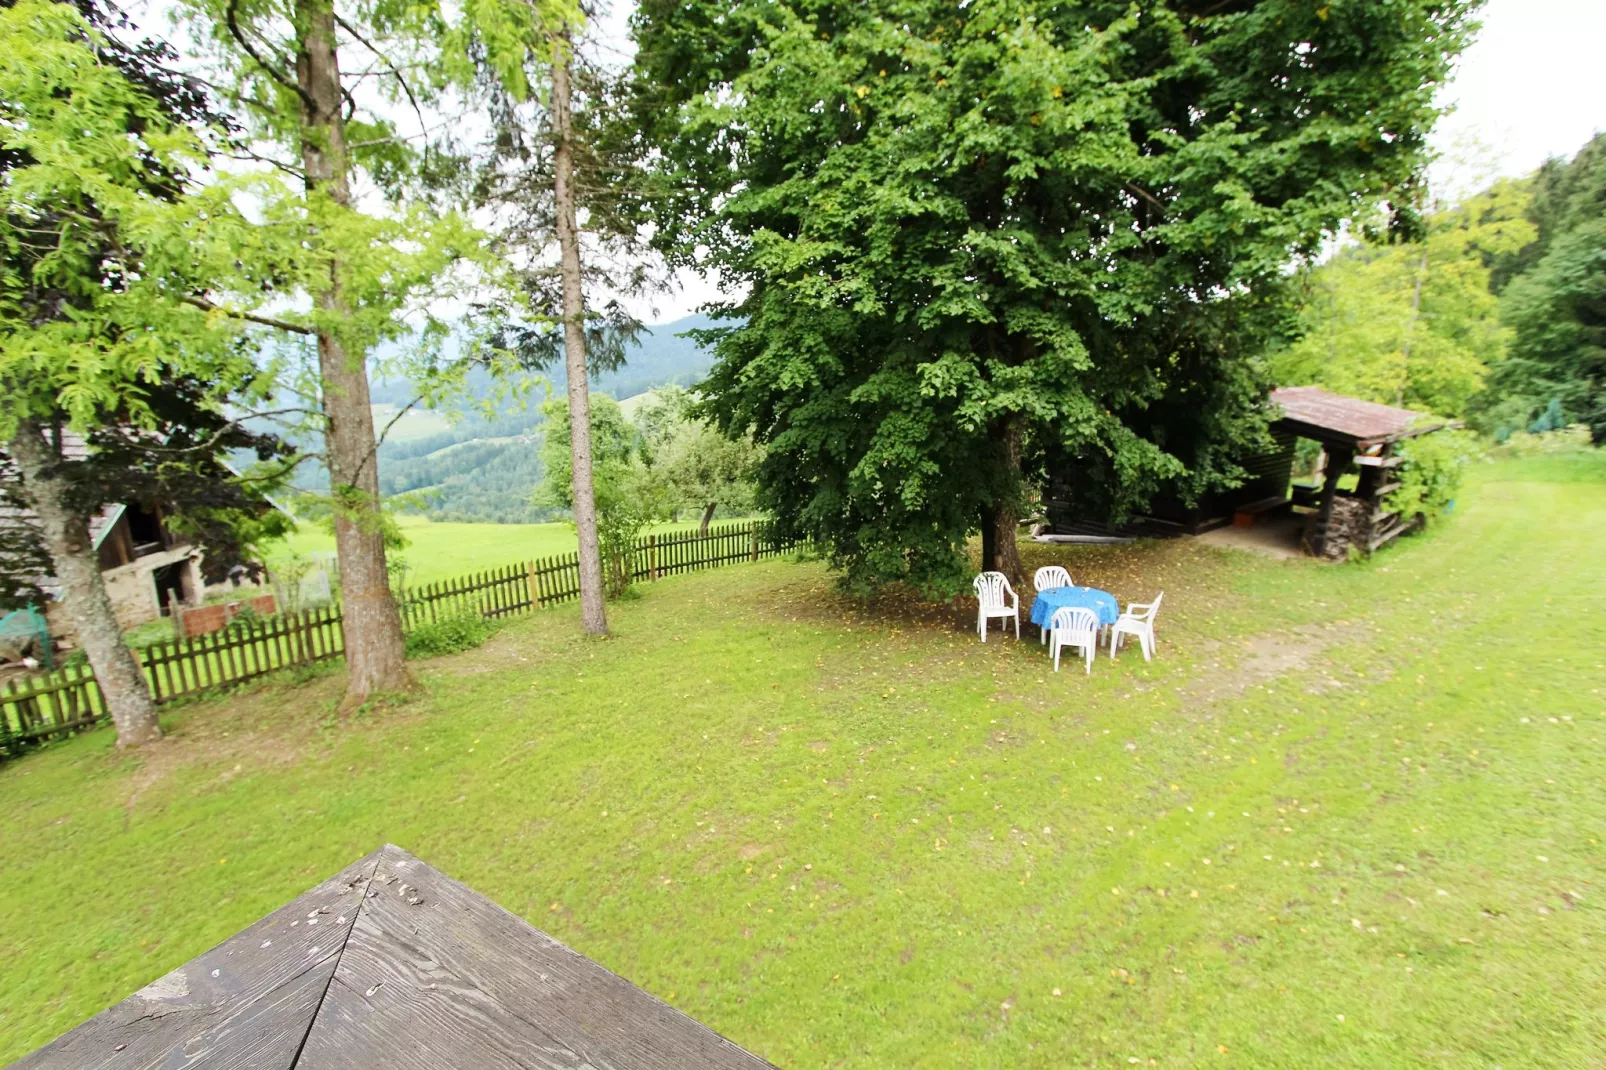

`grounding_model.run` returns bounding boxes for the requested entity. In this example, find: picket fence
[0,521,798,754]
